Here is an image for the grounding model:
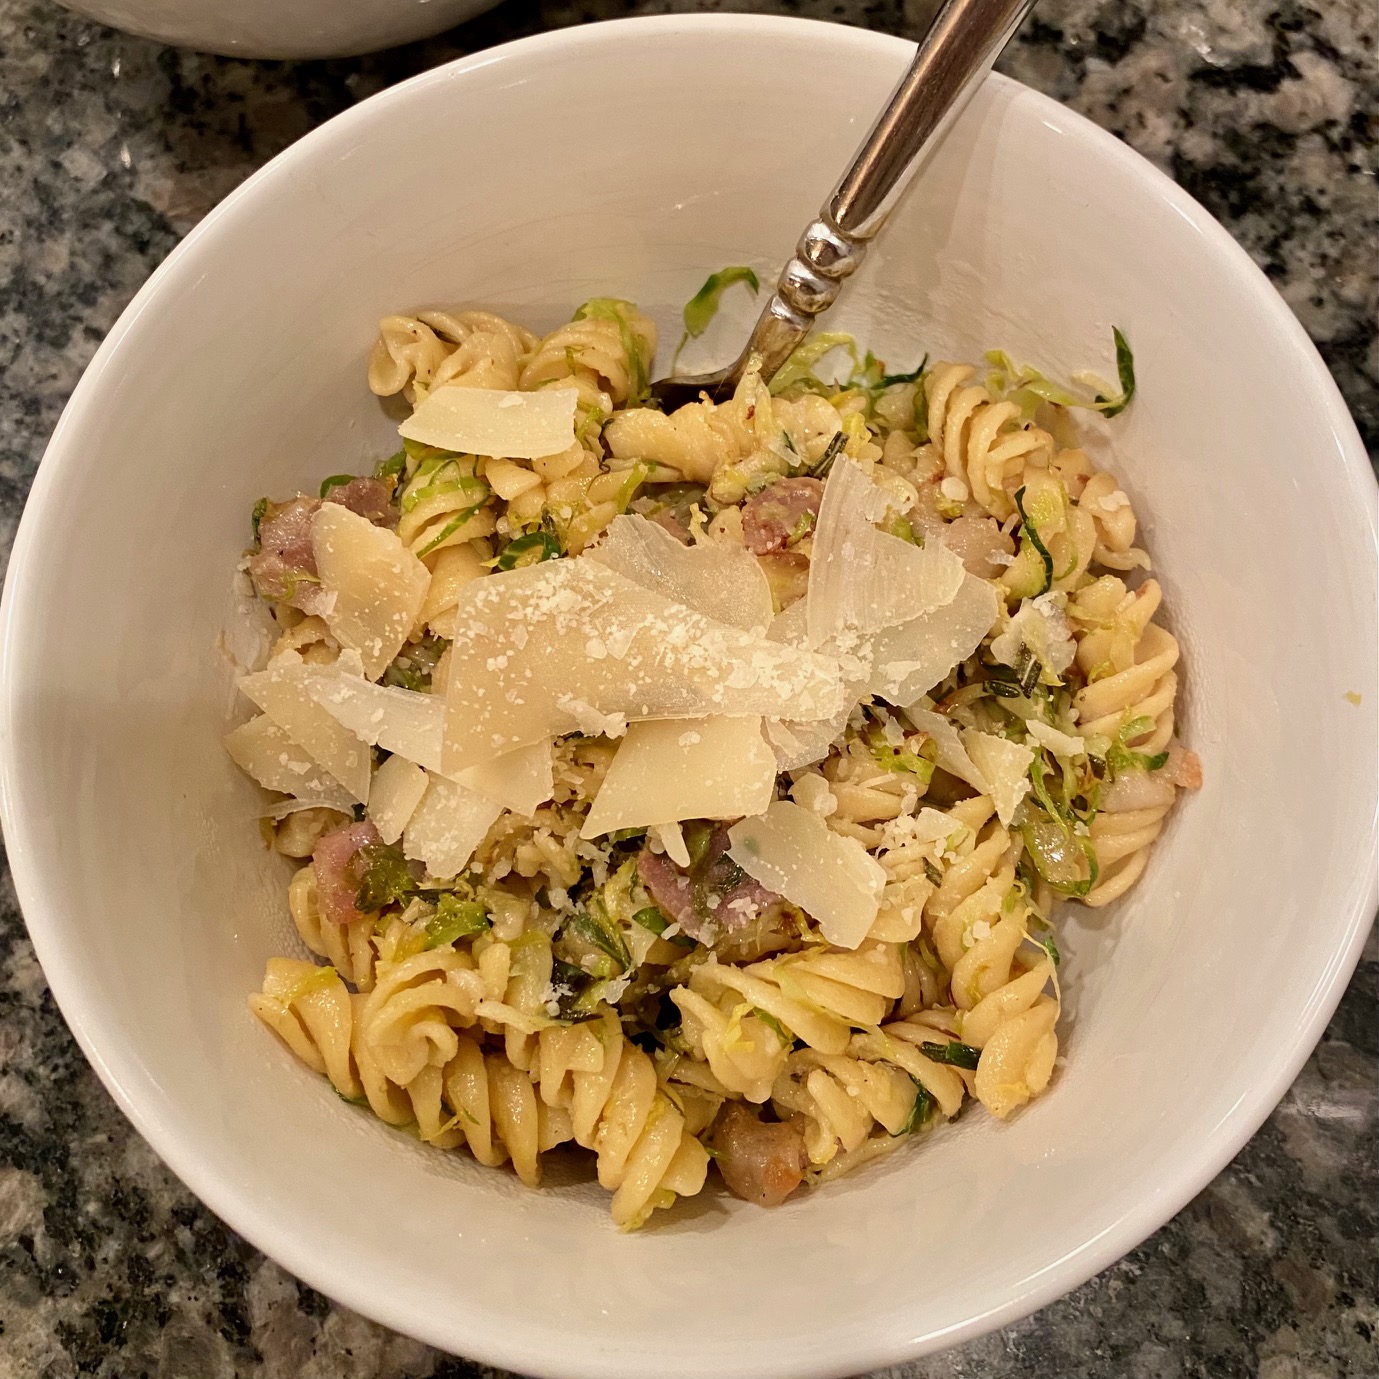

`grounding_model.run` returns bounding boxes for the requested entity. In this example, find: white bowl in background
[1,16,1375,1379]
[54,0,495,59]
